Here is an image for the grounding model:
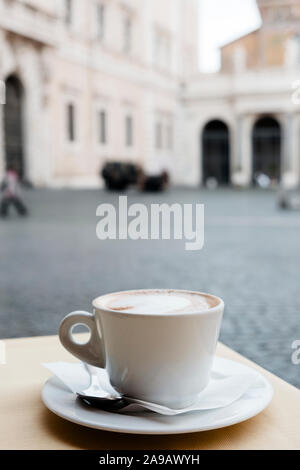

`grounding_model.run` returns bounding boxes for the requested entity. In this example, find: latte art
[98,290,218,315]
